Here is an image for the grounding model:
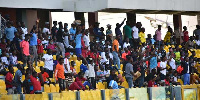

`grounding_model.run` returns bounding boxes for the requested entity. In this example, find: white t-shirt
[21,27,28,39]
[42,54,54,71]
[64,58,71,73]
[169,58,176,70]
[83,35,90,50]
[1,57,9,65]
[10,56,17,65]
[195,40,200,46]
[42,28,50,34]
[88,64,95,77]
[123,42,130,49]
[42,40,49,48]
[132,26,139,39]
[160,61,167,75]
[64,36,69,47]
